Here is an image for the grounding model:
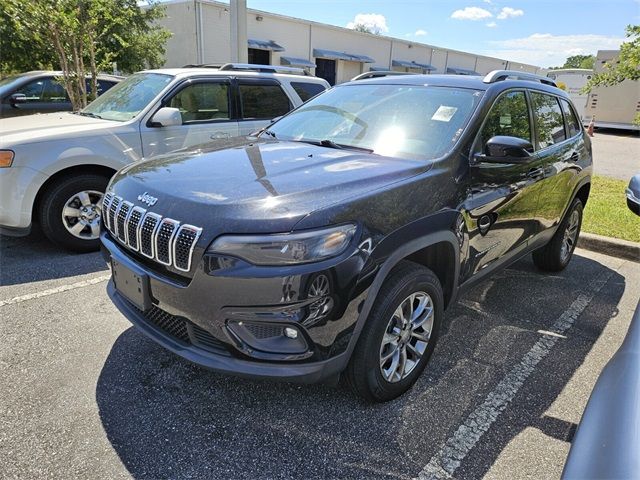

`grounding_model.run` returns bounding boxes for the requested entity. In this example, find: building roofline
[161,0,541,70]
